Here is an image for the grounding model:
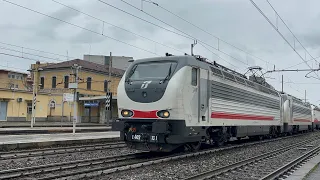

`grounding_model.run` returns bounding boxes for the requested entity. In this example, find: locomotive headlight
[157,110,170,118]
[121,110,133,117]
[163,111,170,117]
